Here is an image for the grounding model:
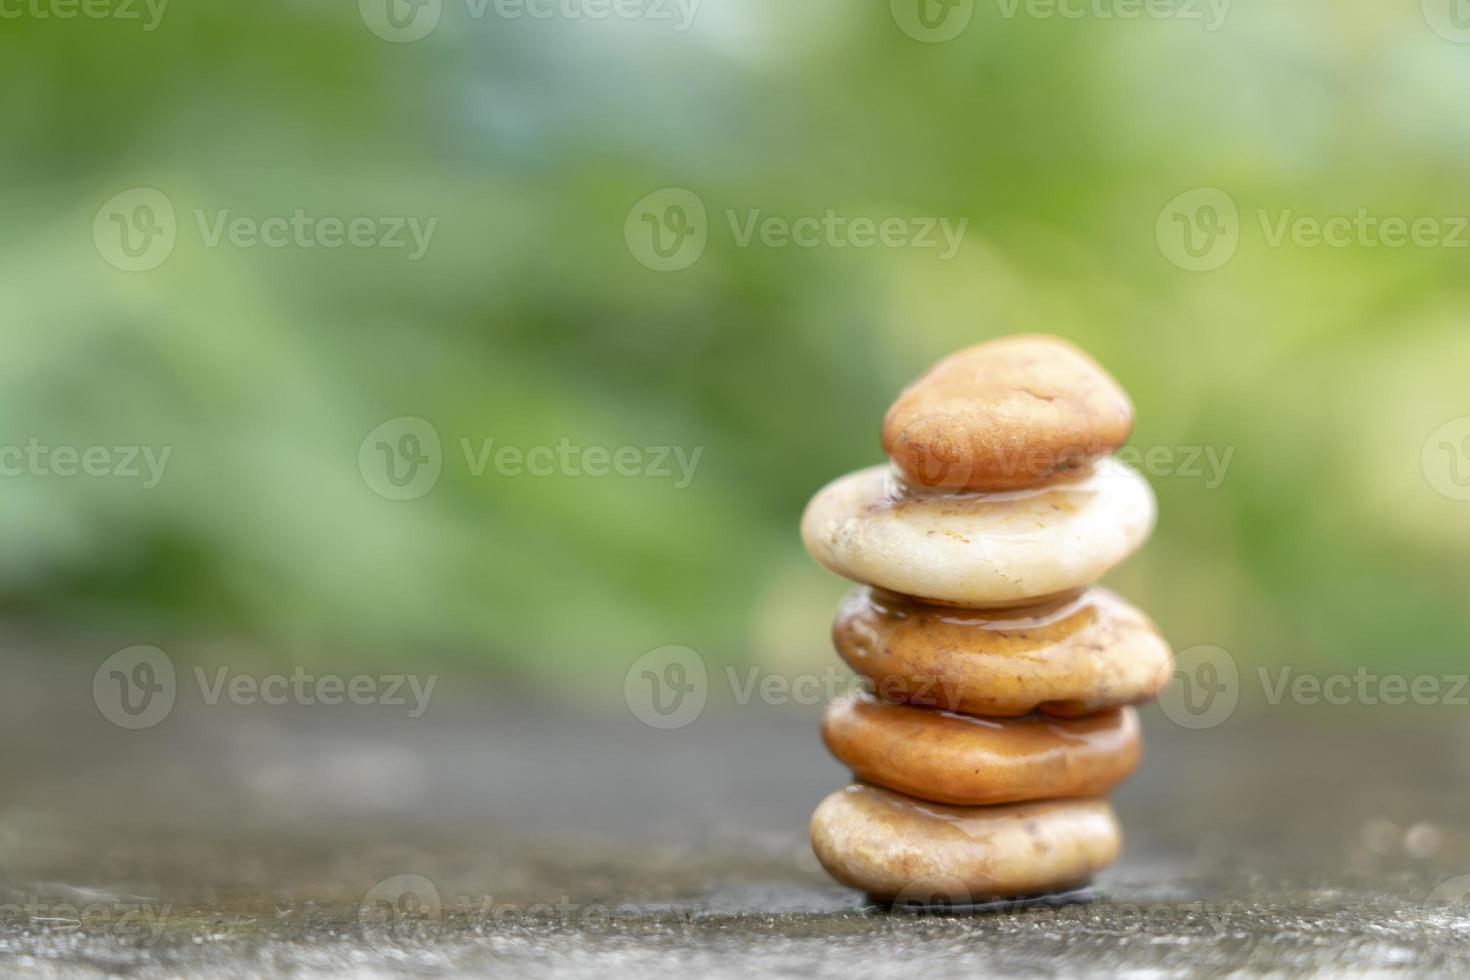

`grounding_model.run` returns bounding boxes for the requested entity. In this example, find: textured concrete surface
[3,627,1470,977]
